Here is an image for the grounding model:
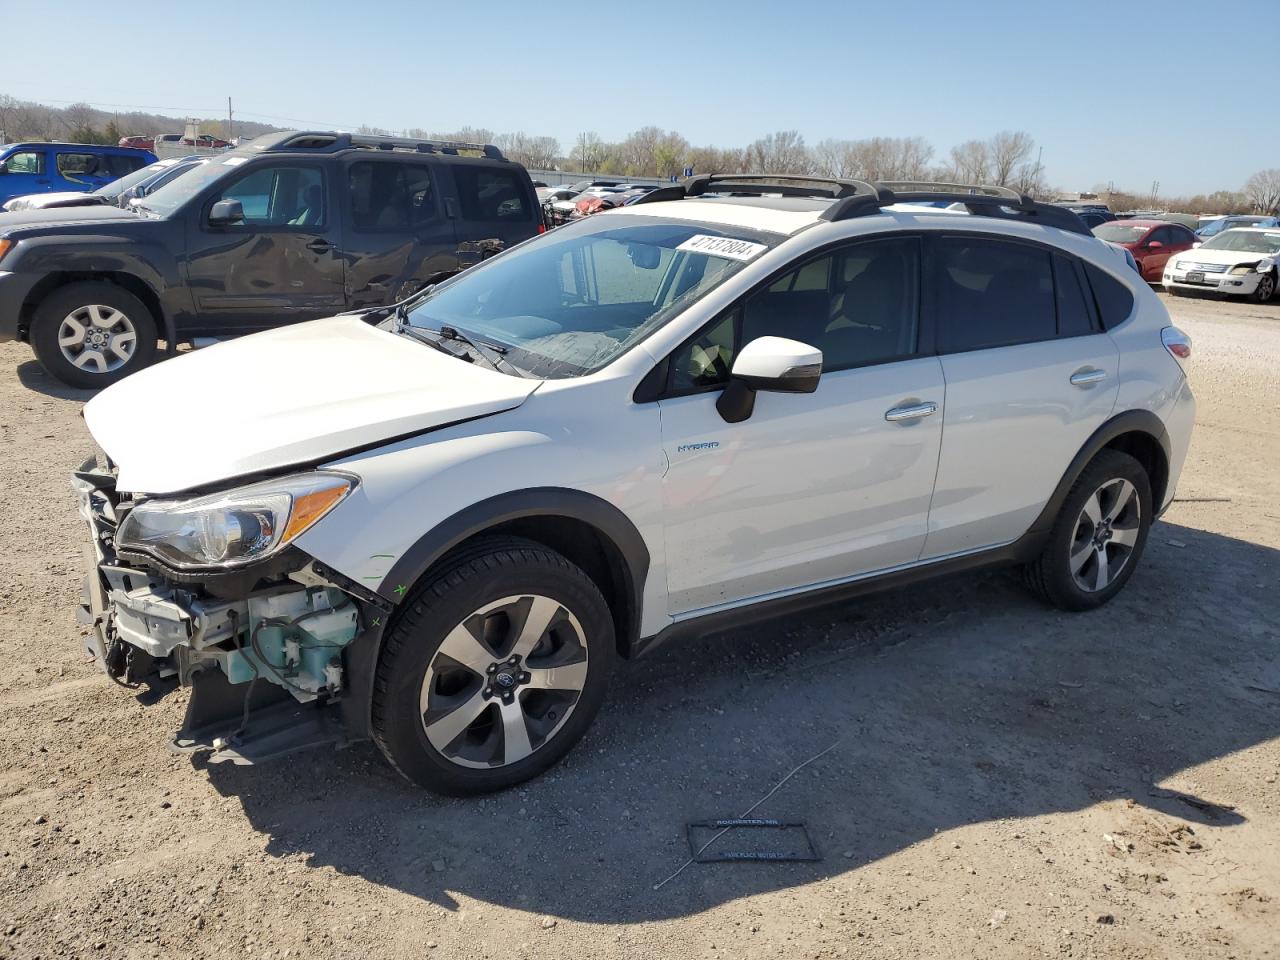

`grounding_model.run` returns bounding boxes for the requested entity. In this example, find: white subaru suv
[72,176,1196,794]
